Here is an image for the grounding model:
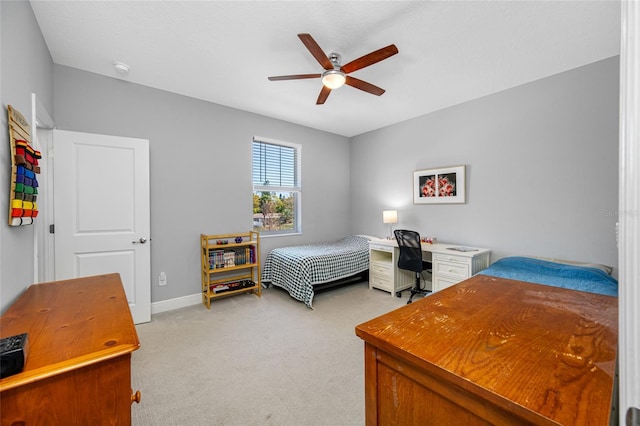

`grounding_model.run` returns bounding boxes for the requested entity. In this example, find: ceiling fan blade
[316,86,332,104]
[268,74,321,81]
[340,44,398,74]
[345,76,385,96]
[298,33,334,70]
